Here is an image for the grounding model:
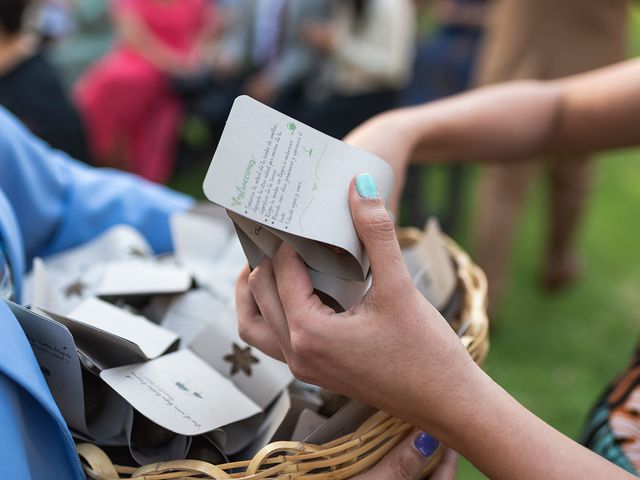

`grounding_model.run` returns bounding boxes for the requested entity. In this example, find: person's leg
[472,161,537,316]
[543,153,593,291]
